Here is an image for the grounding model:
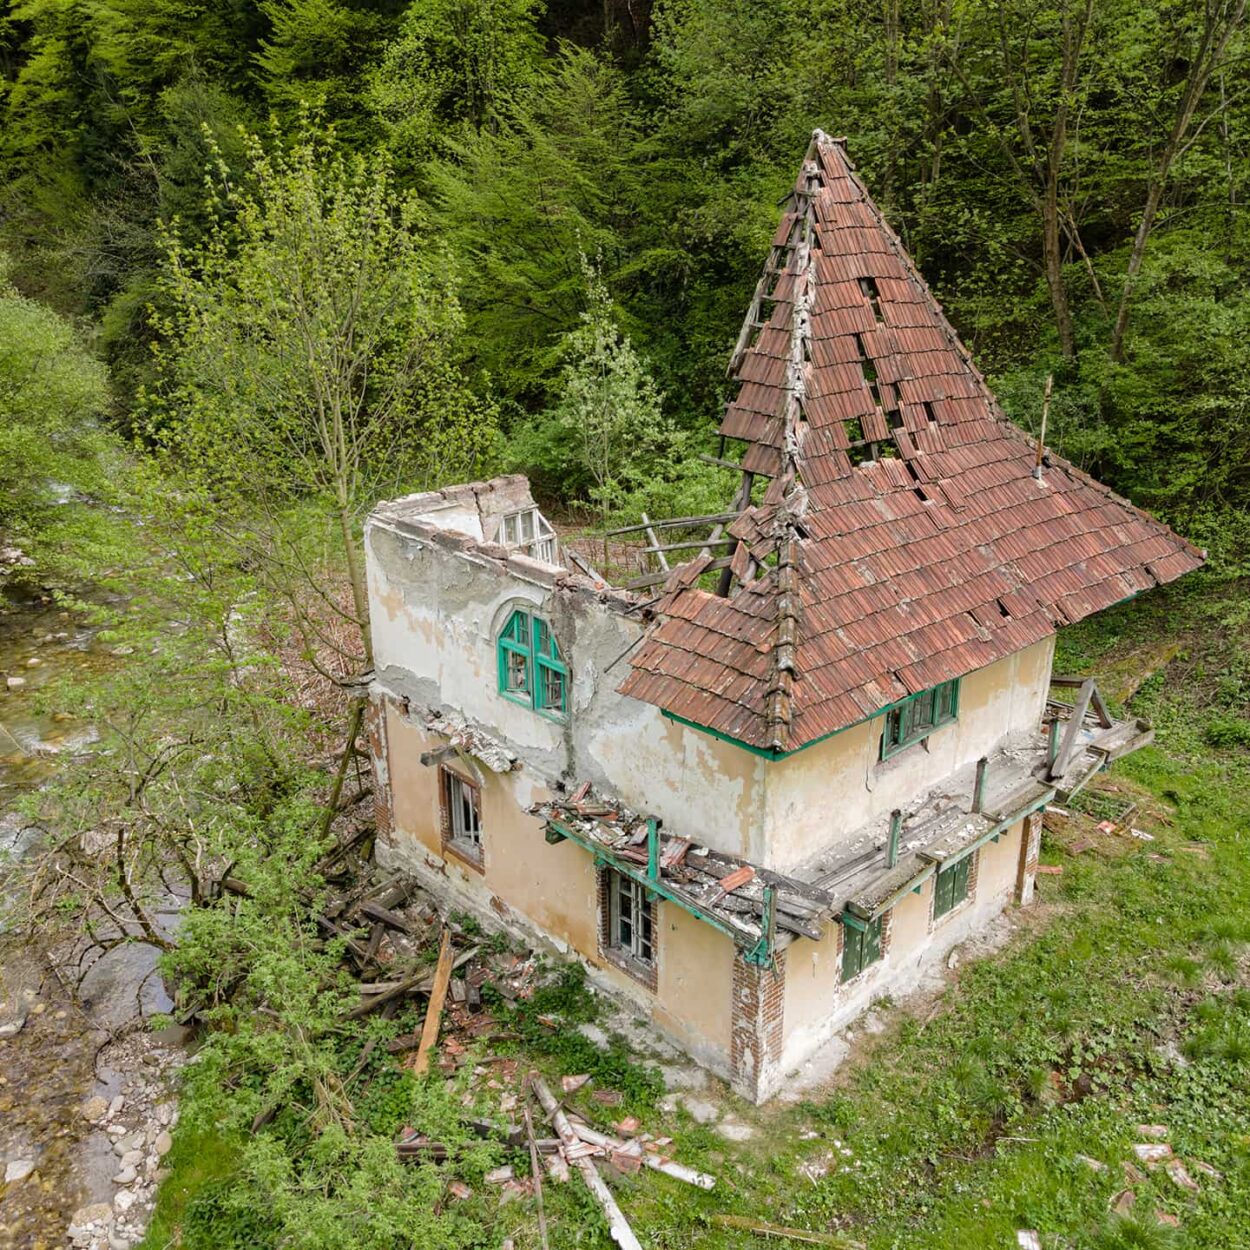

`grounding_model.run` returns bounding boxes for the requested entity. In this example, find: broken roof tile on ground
[619,130,1203,756]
